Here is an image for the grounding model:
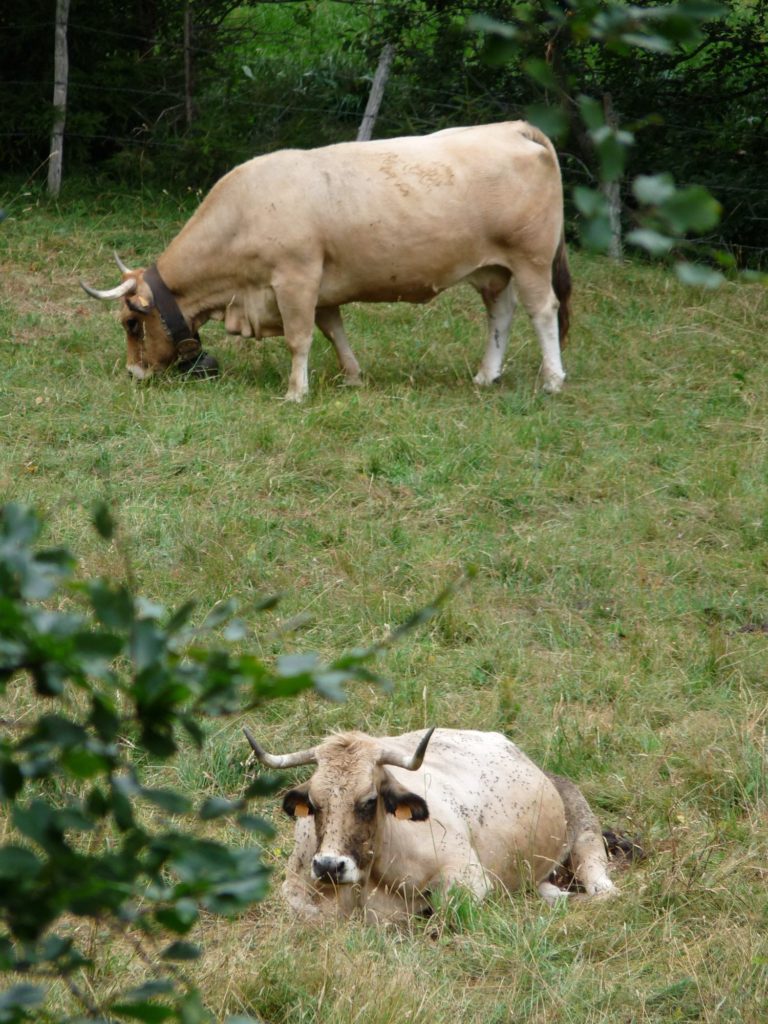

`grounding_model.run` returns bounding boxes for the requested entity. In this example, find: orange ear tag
[394,805,413,820]
[294,803,311,817]
[136,295,150,308]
